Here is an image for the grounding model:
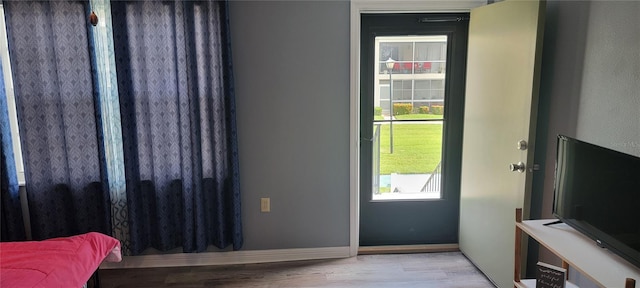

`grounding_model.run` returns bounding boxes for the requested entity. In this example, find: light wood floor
[98,252,496,288]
